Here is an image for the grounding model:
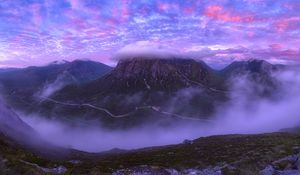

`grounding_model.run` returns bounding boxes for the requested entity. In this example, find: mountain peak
[114,57,204,76]
[50,60,70,65]
[98,57,216,92]
[246,59,273,72]
[247,59,267,63]
[222,59,275,76]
